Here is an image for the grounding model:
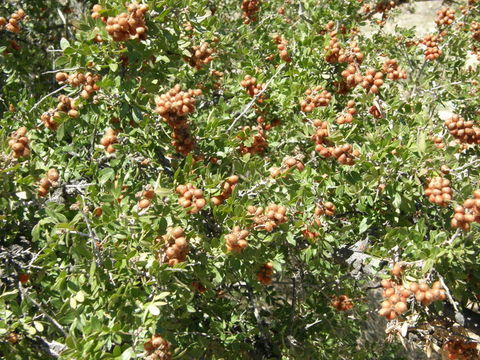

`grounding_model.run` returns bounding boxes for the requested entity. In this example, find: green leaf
[60,38,70,50]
